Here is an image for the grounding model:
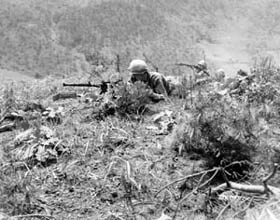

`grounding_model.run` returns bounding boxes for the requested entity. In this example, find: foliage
[2,0,280,77]
[92,81,152,119]
[1,87,17,116]
[169,61,280,183]
[2,0,280,219]
[171,90,255,180]
[2,63,280,219]
[0,167,40,215]
[11,125,70,168]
